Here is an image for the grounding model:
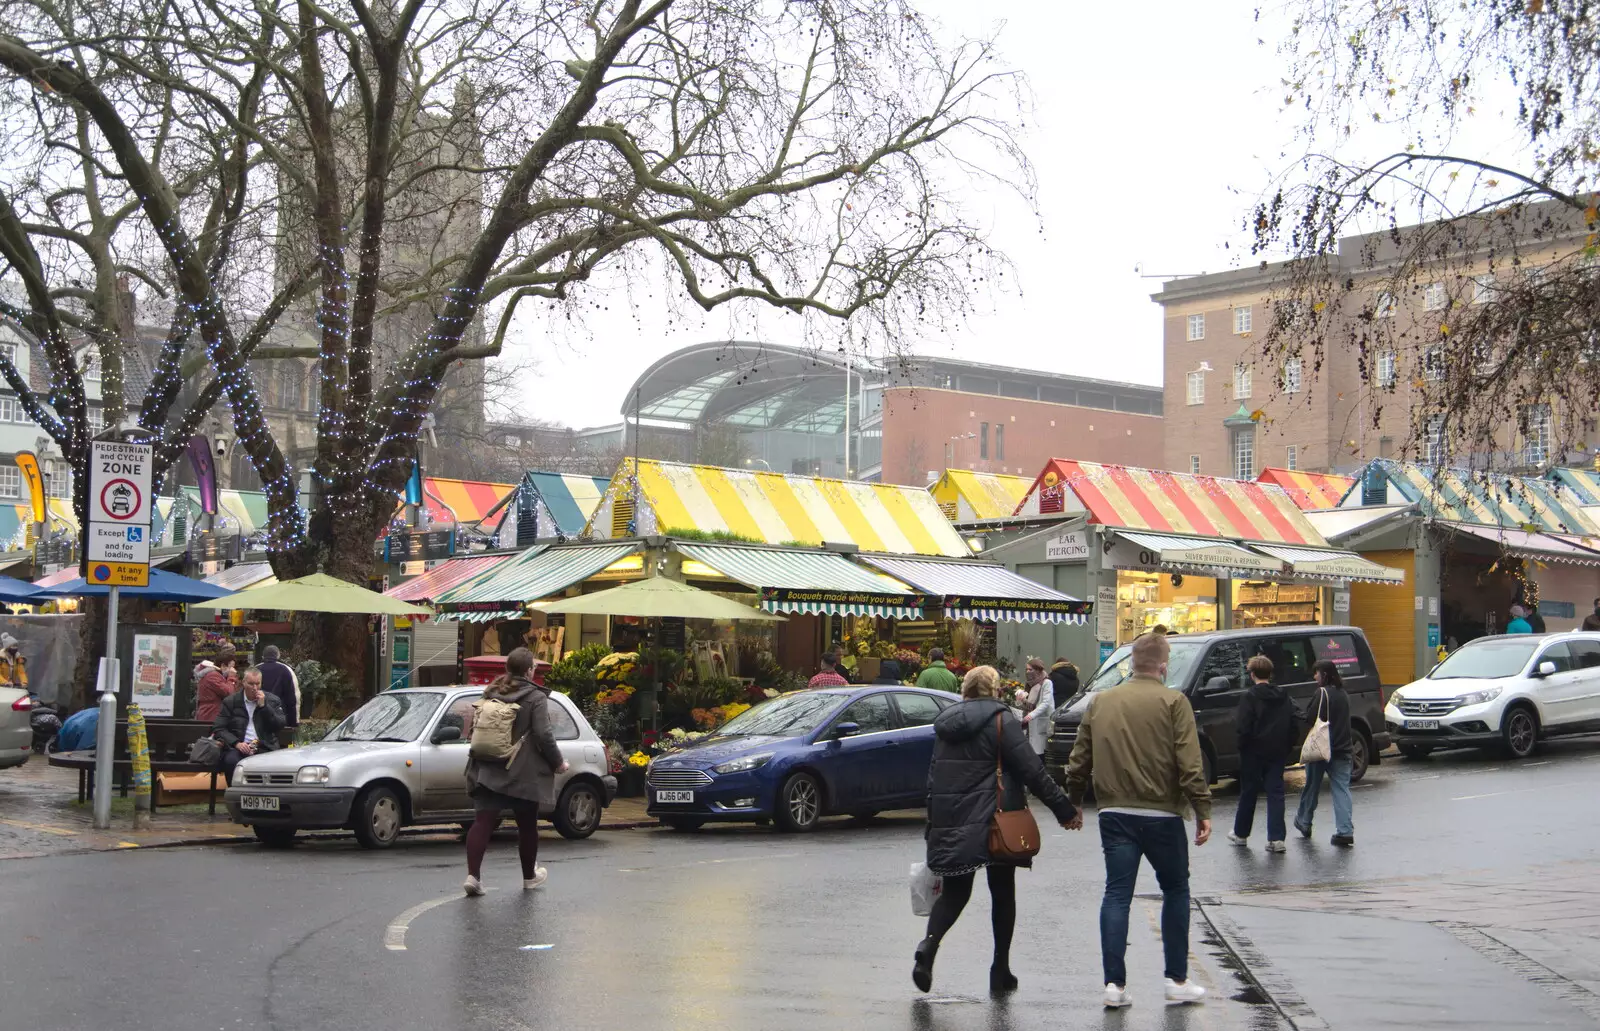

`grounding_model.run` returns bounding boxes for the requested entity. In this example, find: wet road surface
[3,739,1599,1030]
